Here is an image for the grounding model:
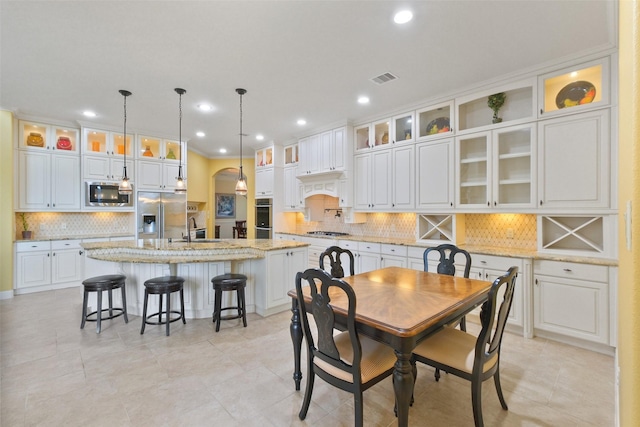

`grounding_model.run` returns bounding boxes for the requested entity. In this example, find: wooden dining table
[287,266,493,427]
